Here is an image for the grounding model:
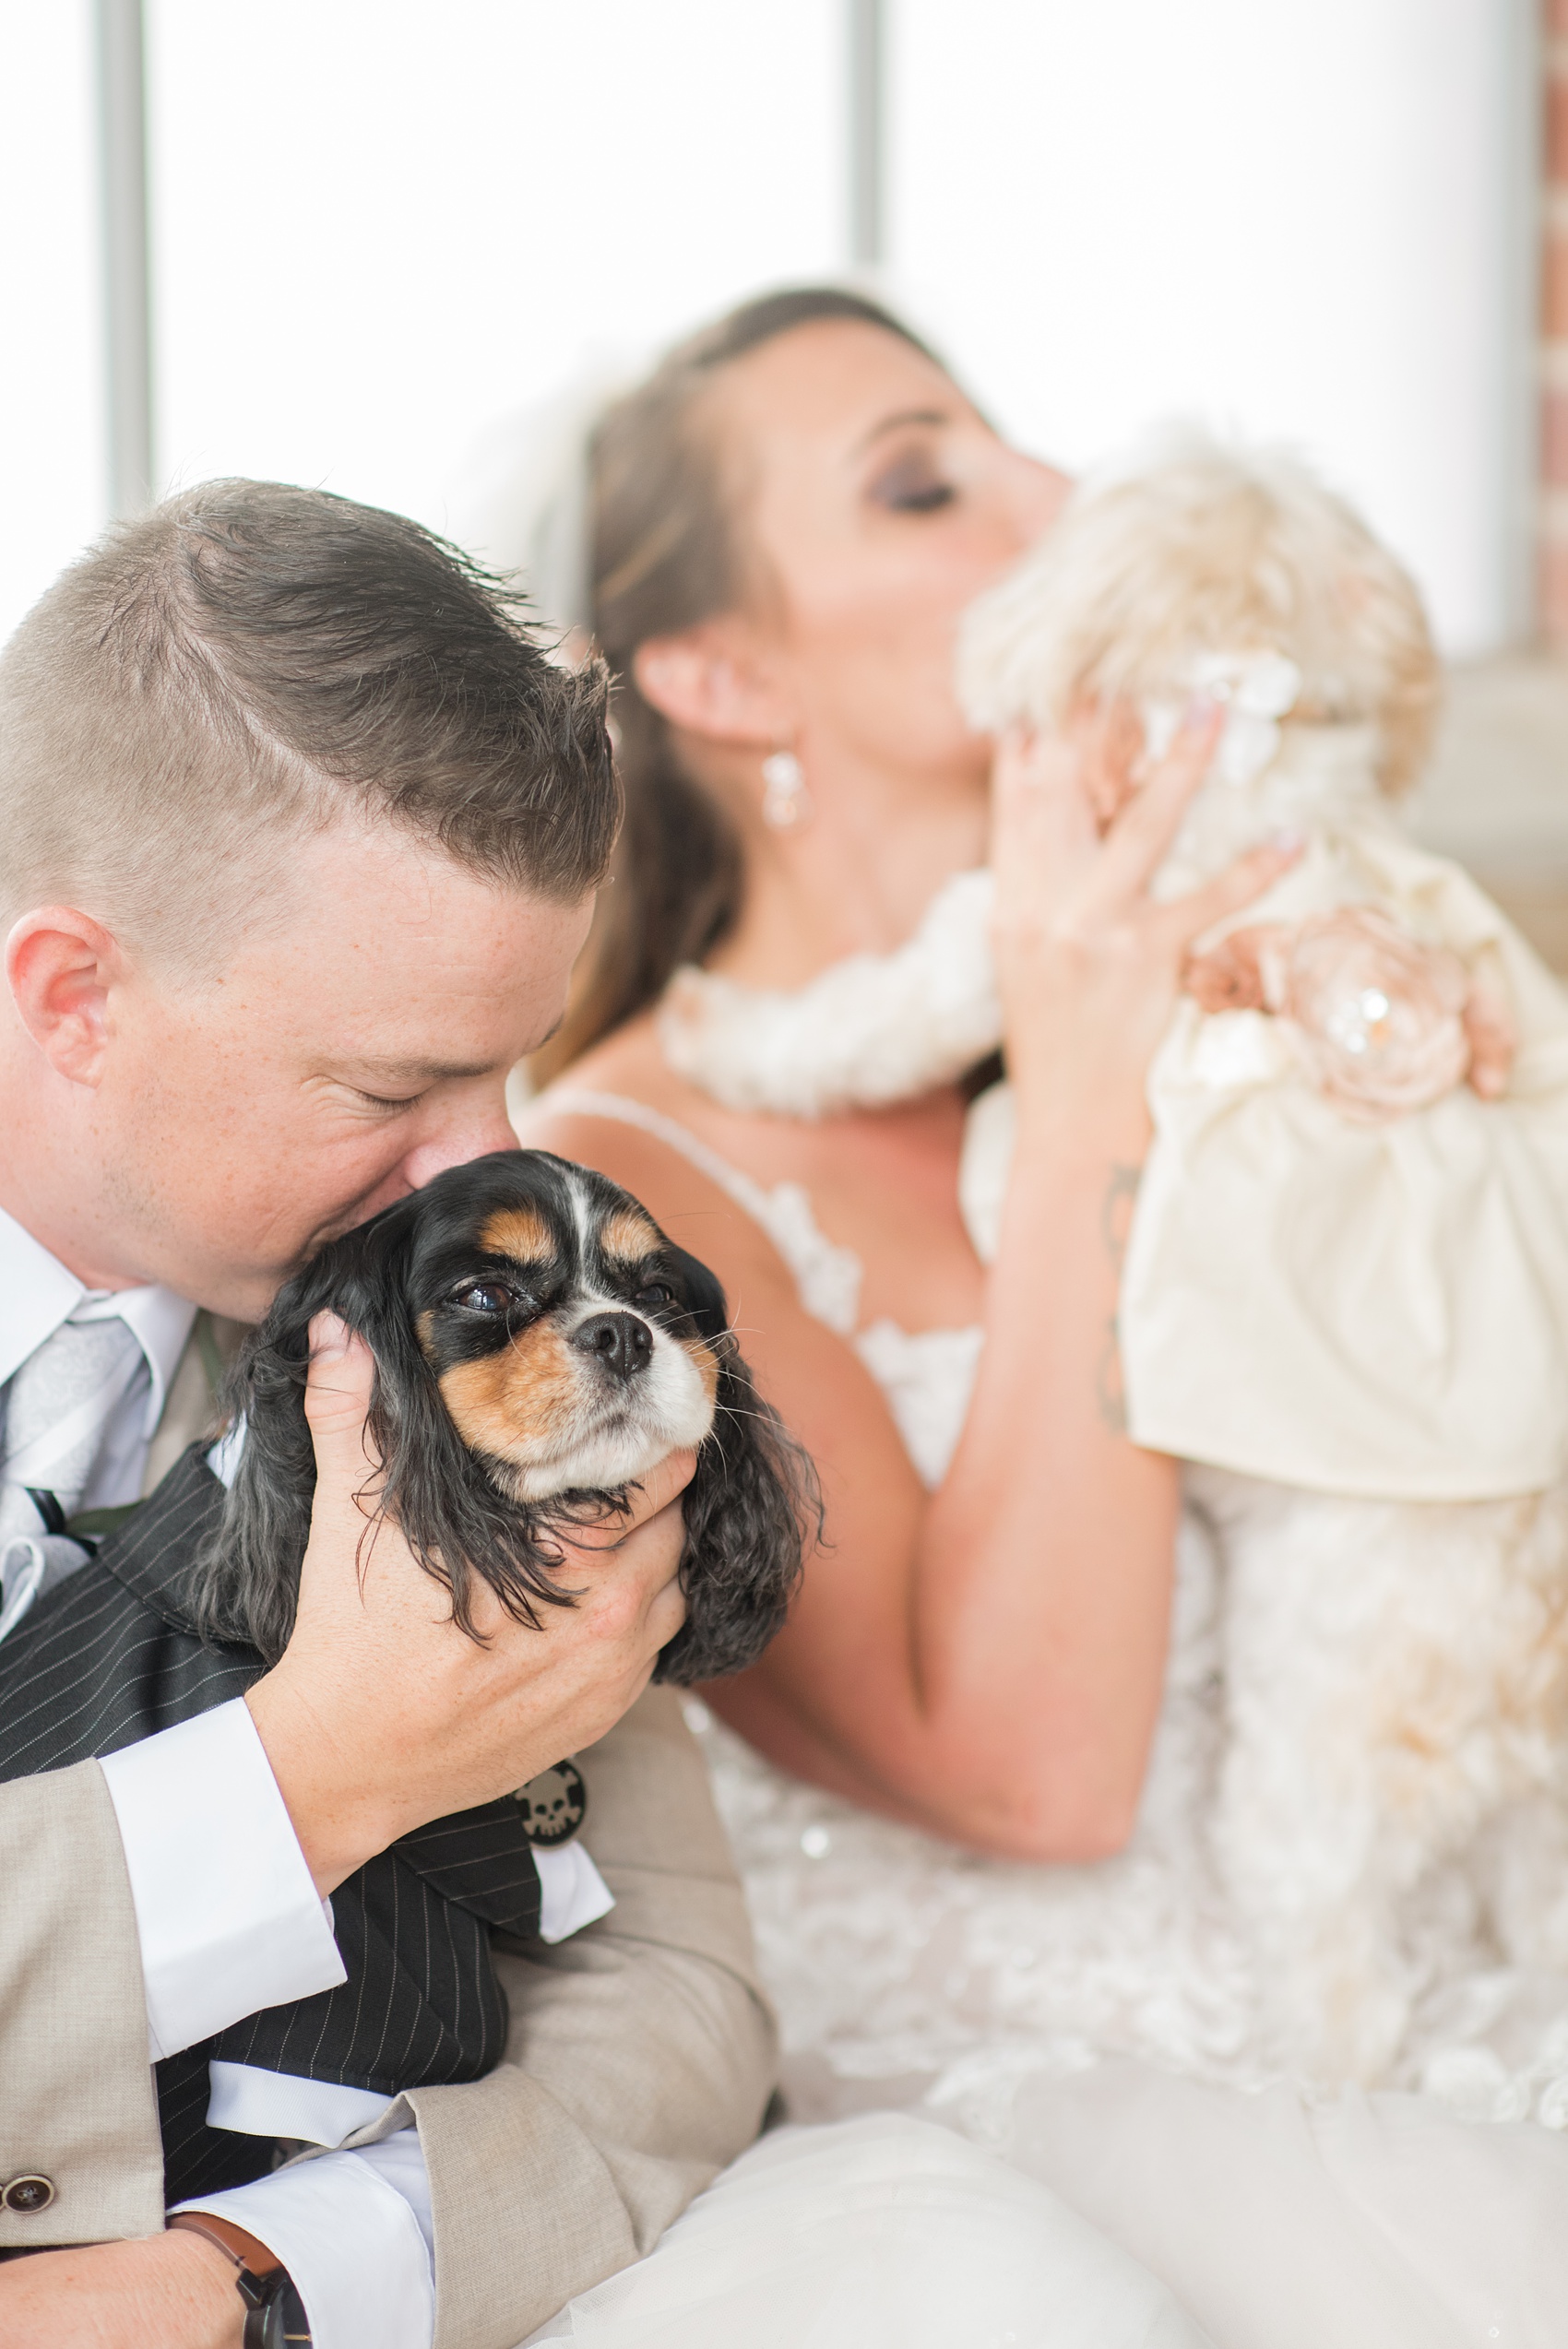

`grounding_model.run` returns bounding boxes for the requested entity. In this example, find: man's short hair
[0,480,619,965]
